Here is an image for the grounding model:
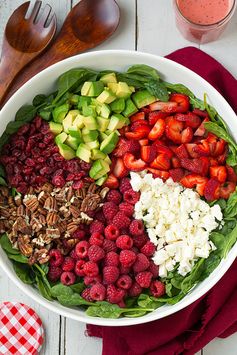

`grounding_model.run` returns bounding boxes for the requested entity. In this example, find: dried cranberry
[14,164,23,174]
[29,125,36,135]
[66,173,75,181]
[53,153,65,162]
[38,143,46,149]
[80,161,91,171]
[25,158,35,167]
[74,172,86,180]
[72,180,84,189]
[12,149,22,158]
[31,147,41,157]
[17,182,28,194]
[43,133,54,144]
[9,175,23,186]
[40,166,53,175]
[35,175,47,185]
[52,175,65,187]
[30,173,36,184]
[5,165,13,175]
[18,153,27,162]
[65,159,80,173]
[41,122,49,133]
[33,116,42,129]
[17,124,30,135]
